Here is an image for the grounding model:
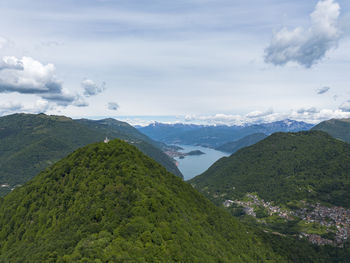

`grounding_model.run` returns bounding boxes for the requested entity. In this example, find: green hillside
[312,118,350,143]
[0,113,181,196]
[190,131,350,249]
[191,131,350,208]
[215,133,267,153]
[0,139,336,262]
